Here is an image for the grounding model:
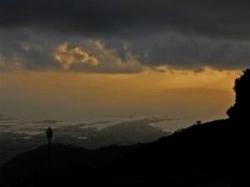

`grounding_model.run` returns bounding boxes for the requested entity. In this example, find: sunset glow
[0,68,239,124]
